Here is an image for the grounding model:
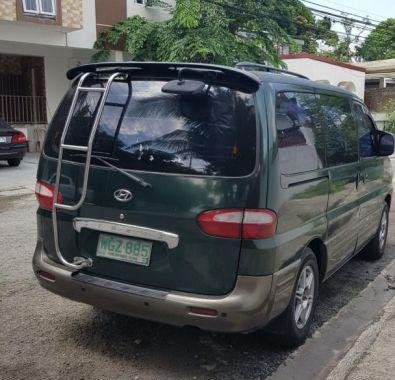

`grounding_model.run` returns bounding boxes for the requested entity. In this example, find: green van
[33,62,394,346]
